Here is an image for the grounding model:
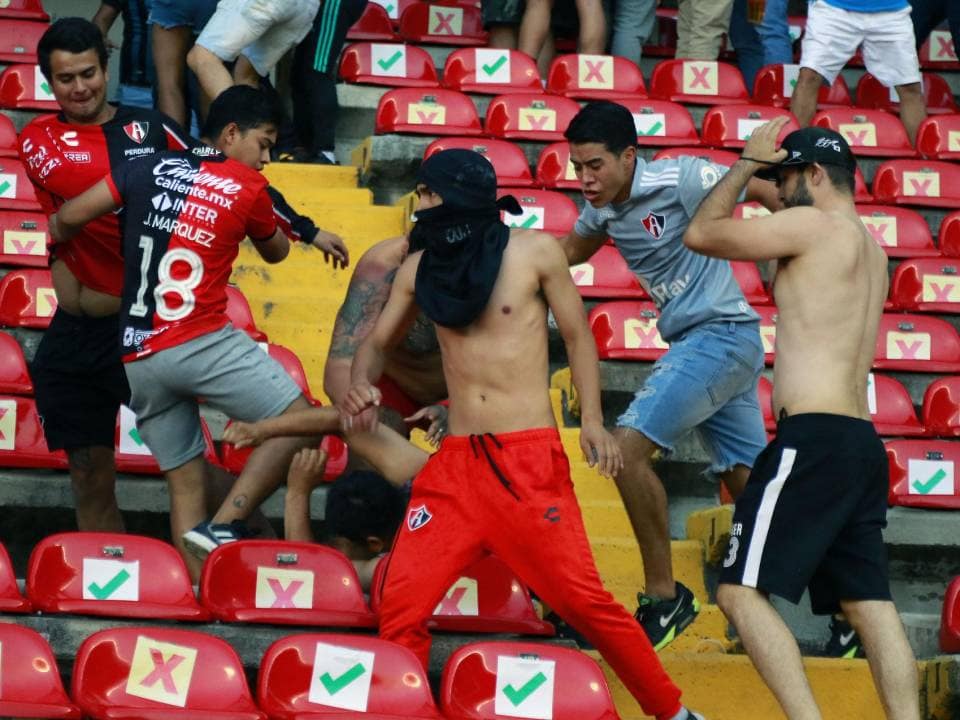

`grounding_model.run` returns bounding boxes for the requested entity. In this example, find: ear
[366,536,386,555]
[808,163,827,187]
[622,145,638,164]
[220,121,240,148]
